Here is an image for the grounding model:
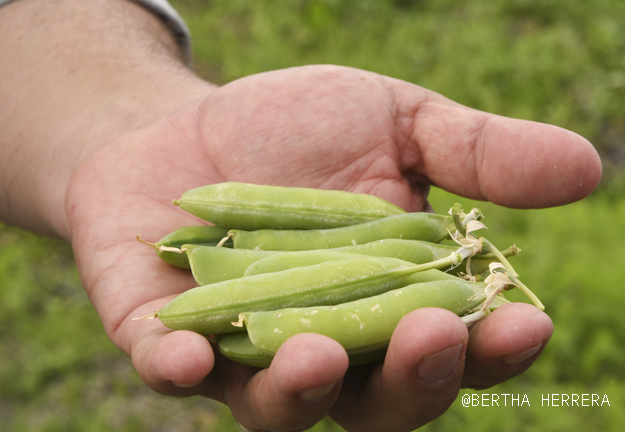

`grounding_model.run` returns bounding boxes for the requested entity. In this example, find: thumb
[389,79,602,208]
